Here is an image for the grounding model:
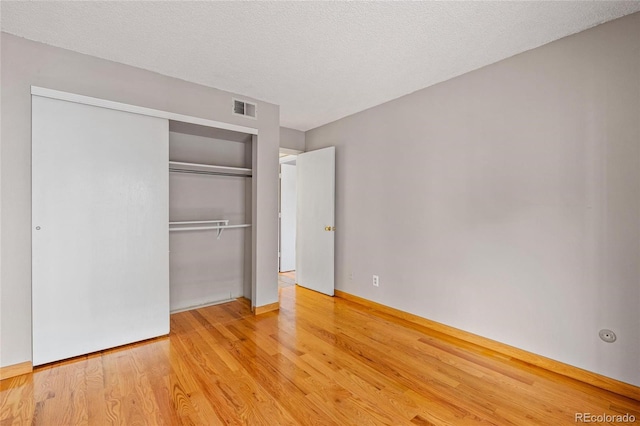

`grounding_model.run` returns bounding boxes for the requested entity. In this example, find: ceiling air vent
[233,98,257,119]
